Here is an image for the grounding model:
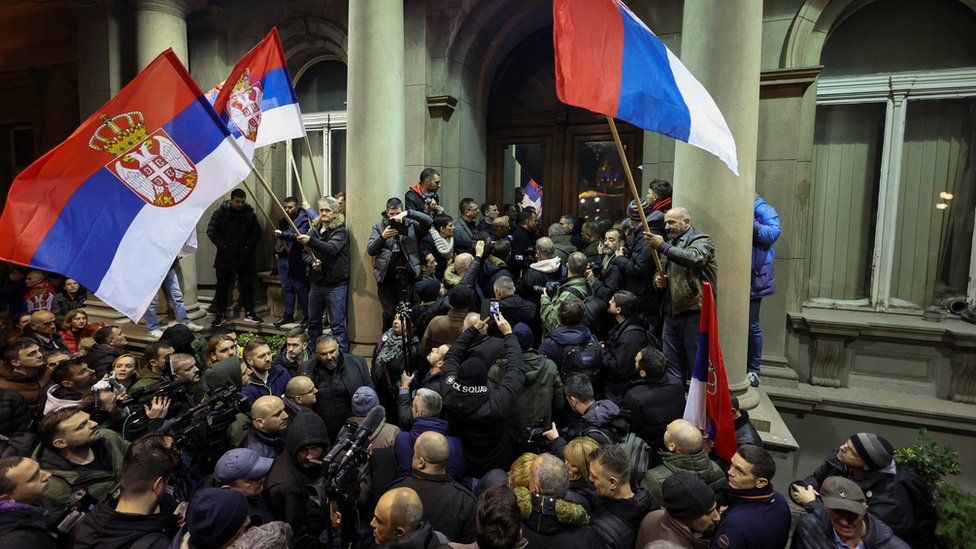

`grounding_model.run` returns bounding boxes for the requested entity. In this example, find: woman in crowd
[59,309,92,354]
[51,278,87,317]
